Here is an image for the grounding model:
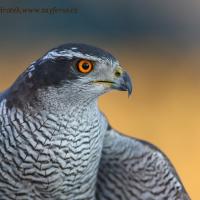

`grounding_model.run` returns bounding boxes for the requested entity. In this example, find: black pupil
[82,62,90,69]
